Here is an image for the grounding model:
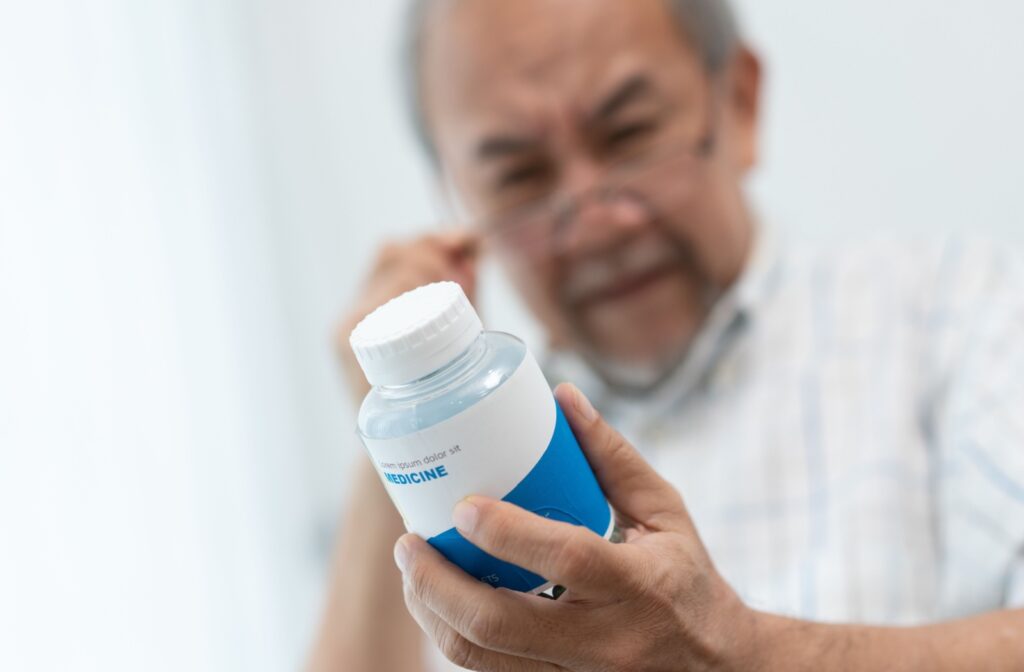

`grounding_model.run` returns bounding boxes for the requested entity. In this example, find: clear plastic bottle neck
[376,331,488,402]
